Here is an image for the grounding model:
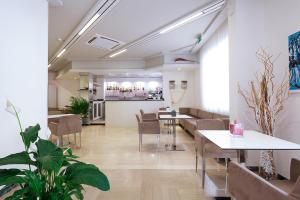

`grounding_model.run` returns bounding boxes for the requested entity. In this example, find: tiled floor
[1,125,229,200]
[71,125,229,200]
